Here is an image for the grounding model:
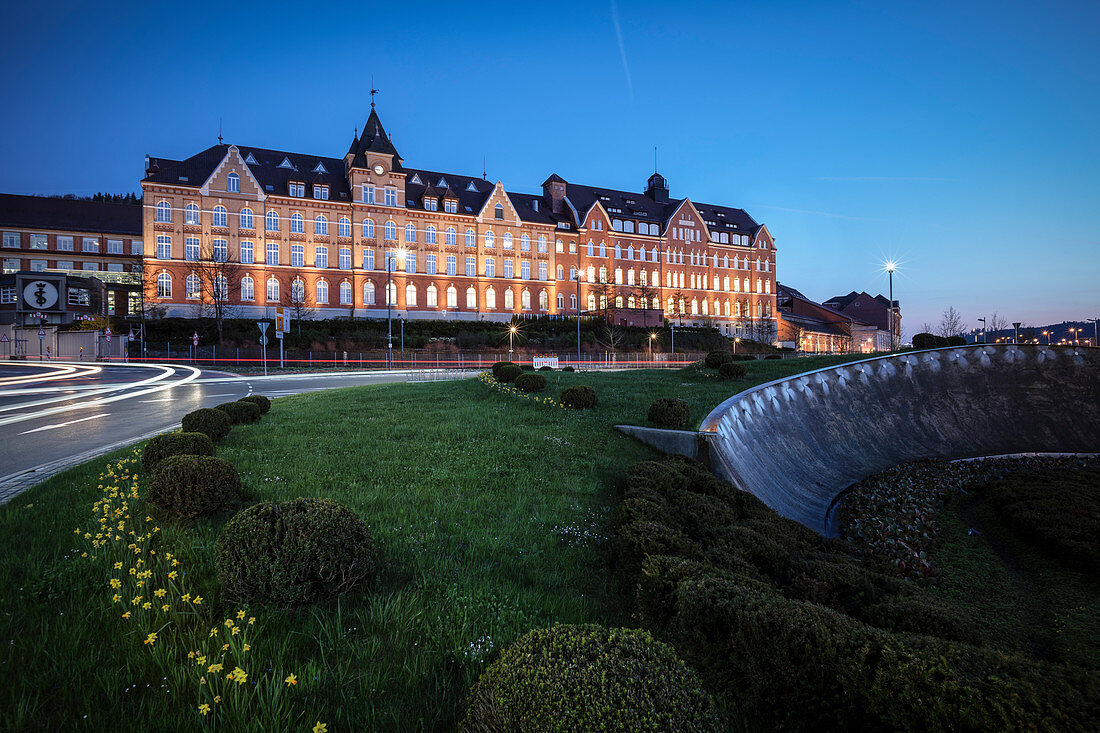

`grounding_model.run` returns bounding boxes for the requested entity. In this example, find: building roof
[347,108,402,171]
[825,290,897,309]
[404,168,493,216]
[0,193,142,236]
